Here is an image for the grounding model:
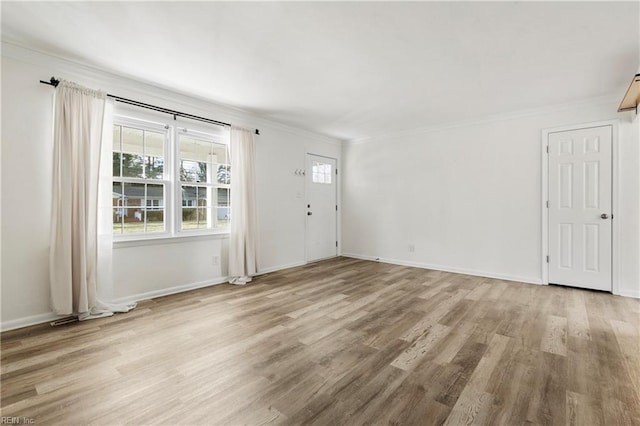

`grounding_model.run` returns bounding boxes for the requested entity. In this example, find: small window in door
[312,161,332,184]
